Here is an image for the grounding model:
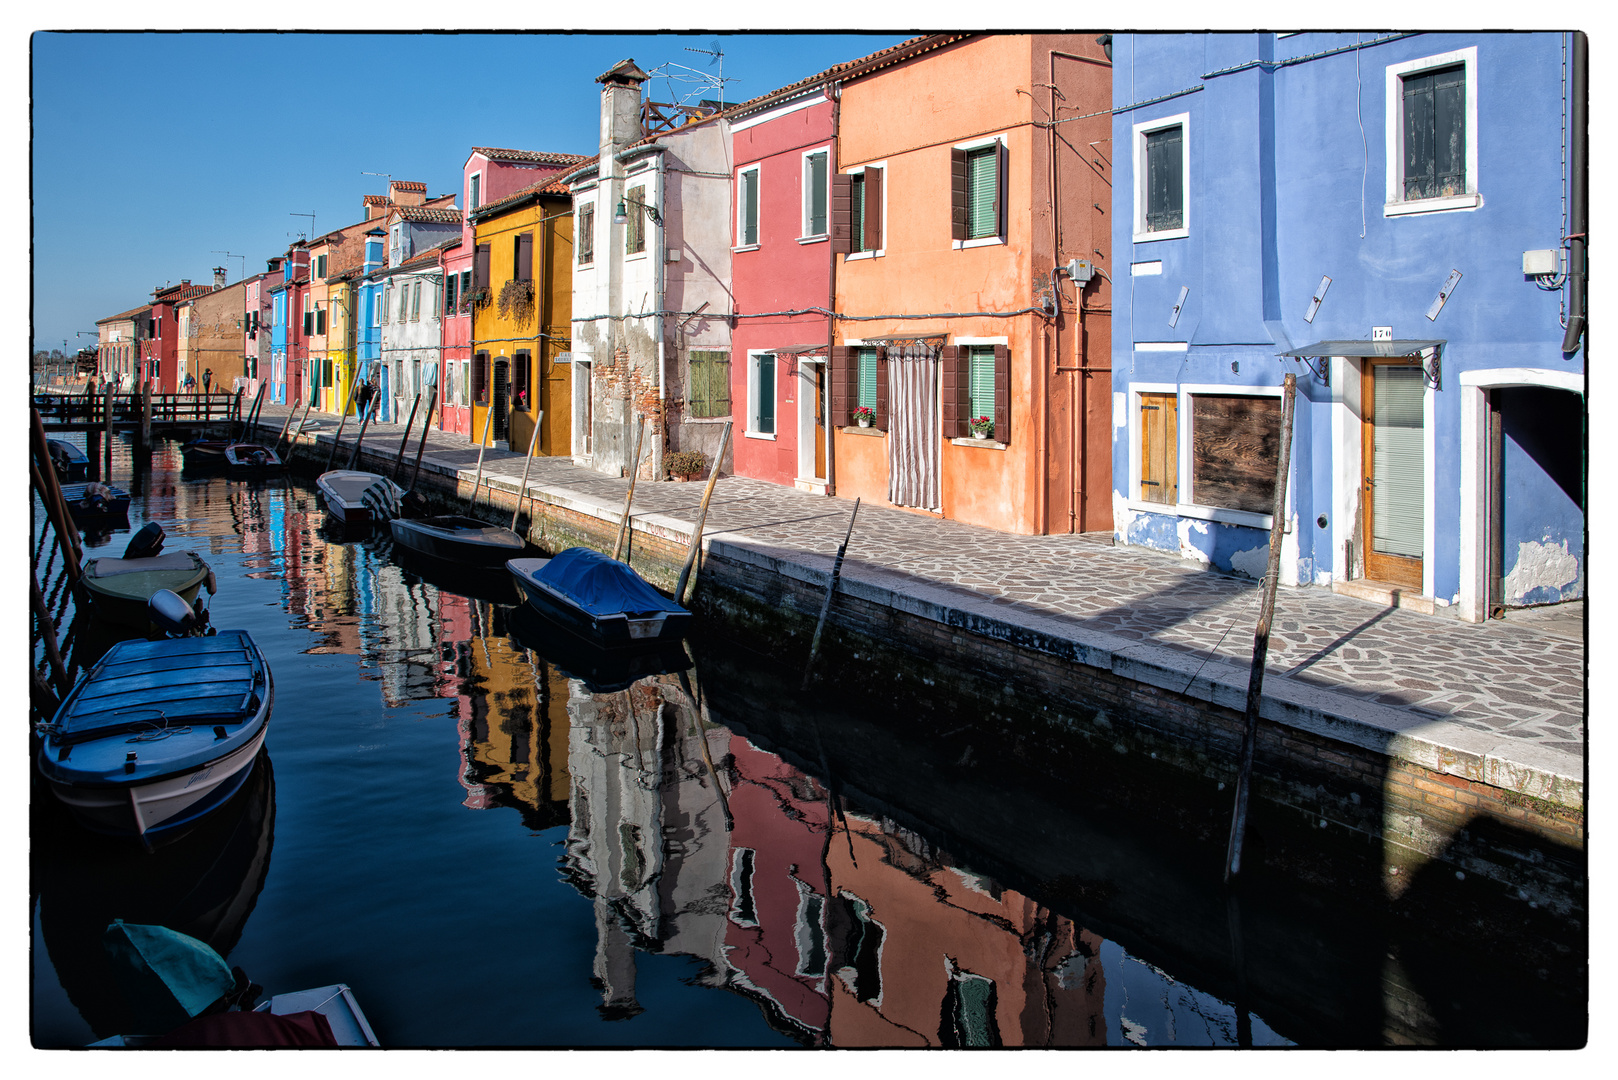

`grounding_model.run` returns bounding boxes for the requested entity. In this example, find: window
[458,358,471,406]
[803,149,829,237]
[1138,392,1177,504]
[315,306,326,335]
[625,184,648,255]
[469,172,481,212]
[1132,114,1189,241]
[512,350,531,411]
[951,139,1005,244]
[748,352,776,435]
[688,350,731,418]
[943,343,1008,440]
[578,203,595,265]
[515,231,533,282]
[314,253,327,279]
[398,284,409,322]
[1386,48,1478,214]
[473,351,489,403]
[444,273,457,315]
[832,345,886,427]
[430,281,440,319]
[473,243,490,295]
[940,968,1001,1048]
[459,270,472,311]
[303,307,314,335]
[737,165,760,247]
[411,281,422,321]
[832,166,884,255]
[1190,394,1280,513]
[857,349,879,410]
[730,849,759,927]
